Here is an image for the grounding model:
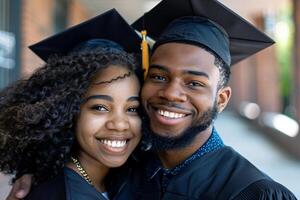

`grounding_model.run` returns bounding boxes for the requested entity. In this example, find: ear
[216,86,231,113]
